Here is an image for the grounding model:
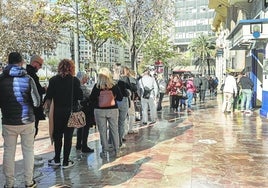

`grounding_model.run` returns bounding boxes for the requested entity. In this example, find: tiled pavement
[1,95,268,188]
